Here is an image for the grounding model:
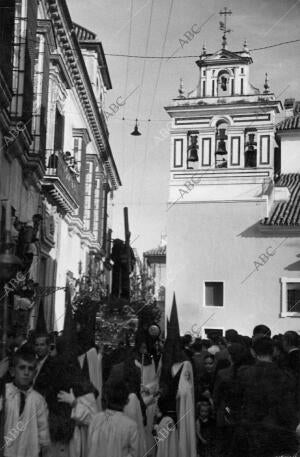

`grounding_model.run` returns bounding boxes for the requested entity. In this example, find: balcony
[41,150,80,213]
